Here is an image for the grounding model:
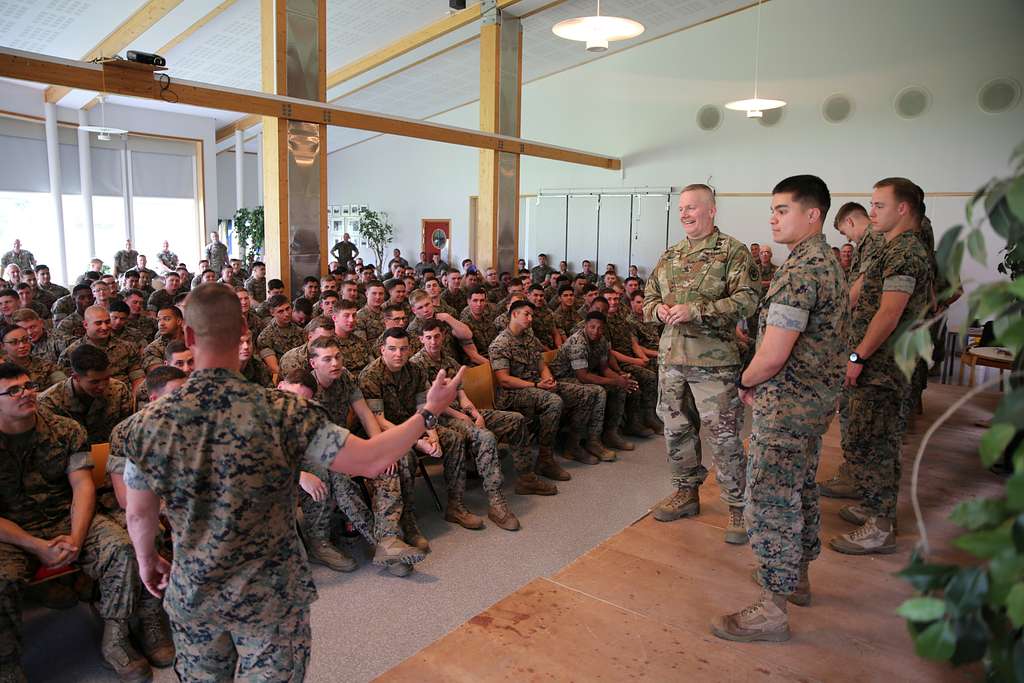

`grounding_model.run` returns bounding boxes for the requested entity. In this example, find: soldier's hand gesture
[425,367,465,414]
